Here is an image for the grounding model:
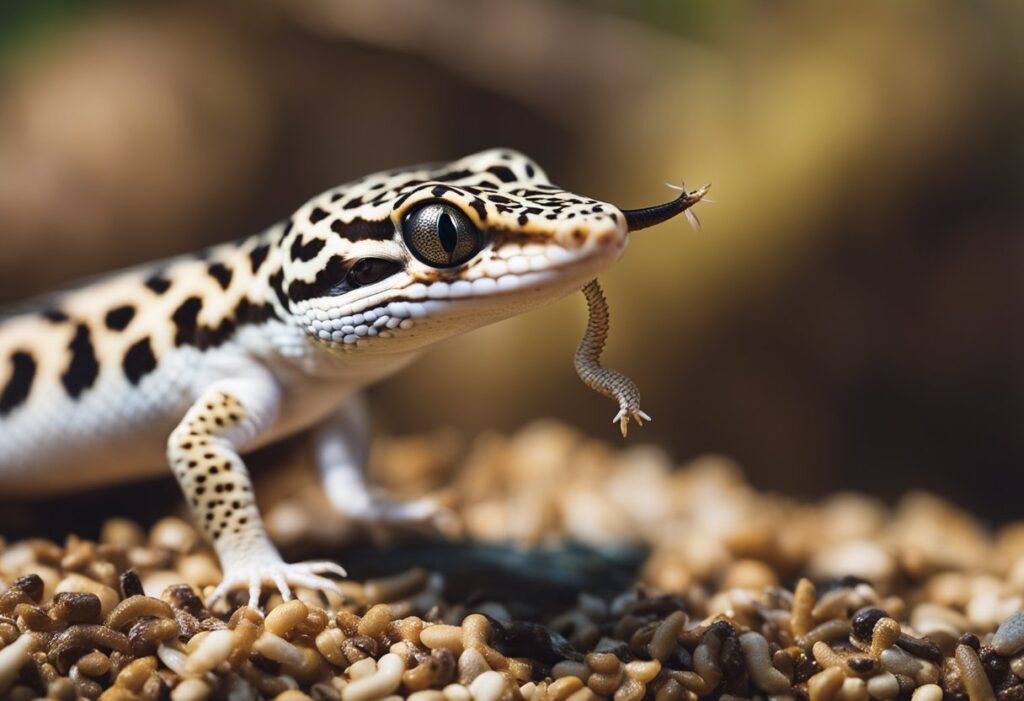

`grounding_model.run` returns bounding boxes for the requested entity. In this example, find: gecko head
[277,149,704,356]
